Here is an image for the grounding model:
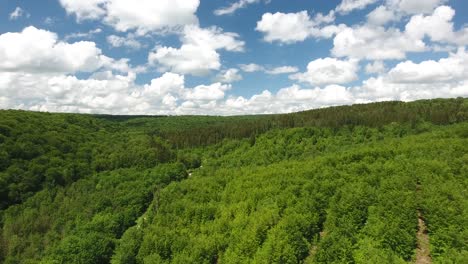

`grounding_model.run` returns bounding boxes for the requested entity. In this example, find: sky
[0,0,467,115]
